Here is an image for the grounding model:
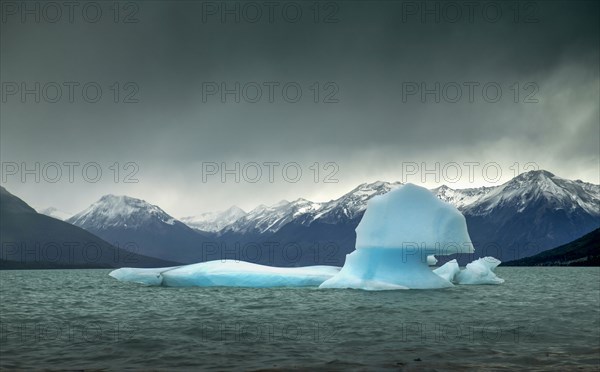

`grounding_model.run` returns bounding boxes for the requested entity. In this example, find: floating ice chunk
[356,184,474,254]
[110,261,341,287]
[162,261,340,287]
[427,255,438,266]
[319,248,452,290]
[320,184,474,290]
[433,259,460,283]
[109,266,181,286]
[109,184,502,290]
[456,257,505,285]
